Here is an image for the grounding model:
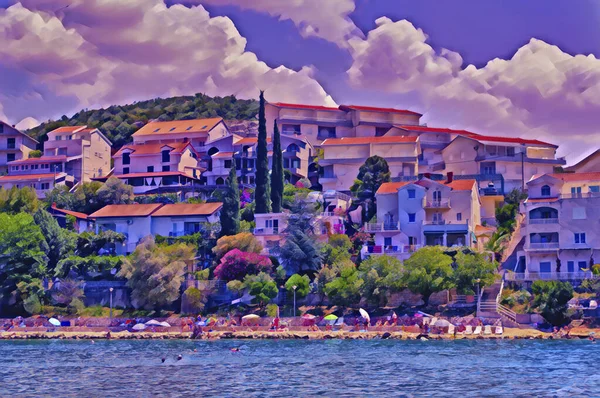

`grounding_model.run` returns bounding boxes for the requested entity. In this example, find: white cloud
[347,17,600,159]
[192,0,362,46]
[0,0,335,124]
